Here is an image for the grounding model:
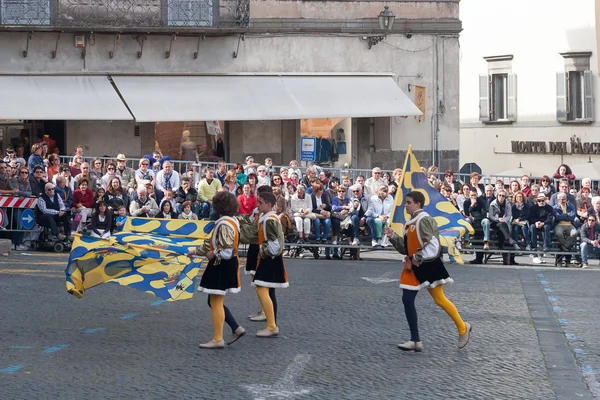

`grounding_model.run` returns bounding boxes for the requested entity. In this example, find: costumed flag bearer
[384,190,472,352]
[252,190,289,337]
[189,191,246,349]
